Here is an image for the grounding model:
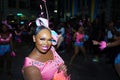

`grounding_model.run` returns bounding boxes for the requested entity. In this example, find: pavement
[0,42,120,80]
